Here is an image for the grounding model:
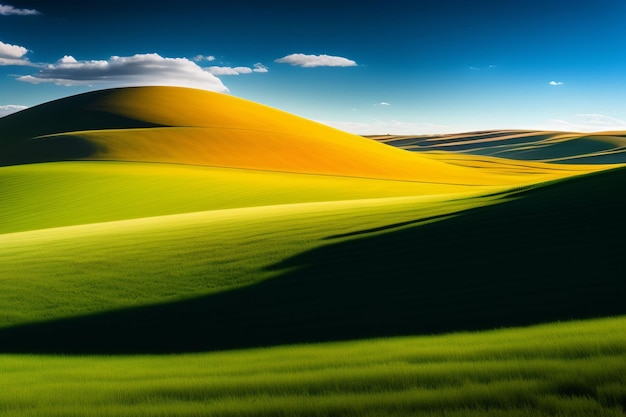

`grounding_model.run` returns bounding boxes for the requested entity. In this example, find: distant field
[373,130,626,163]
